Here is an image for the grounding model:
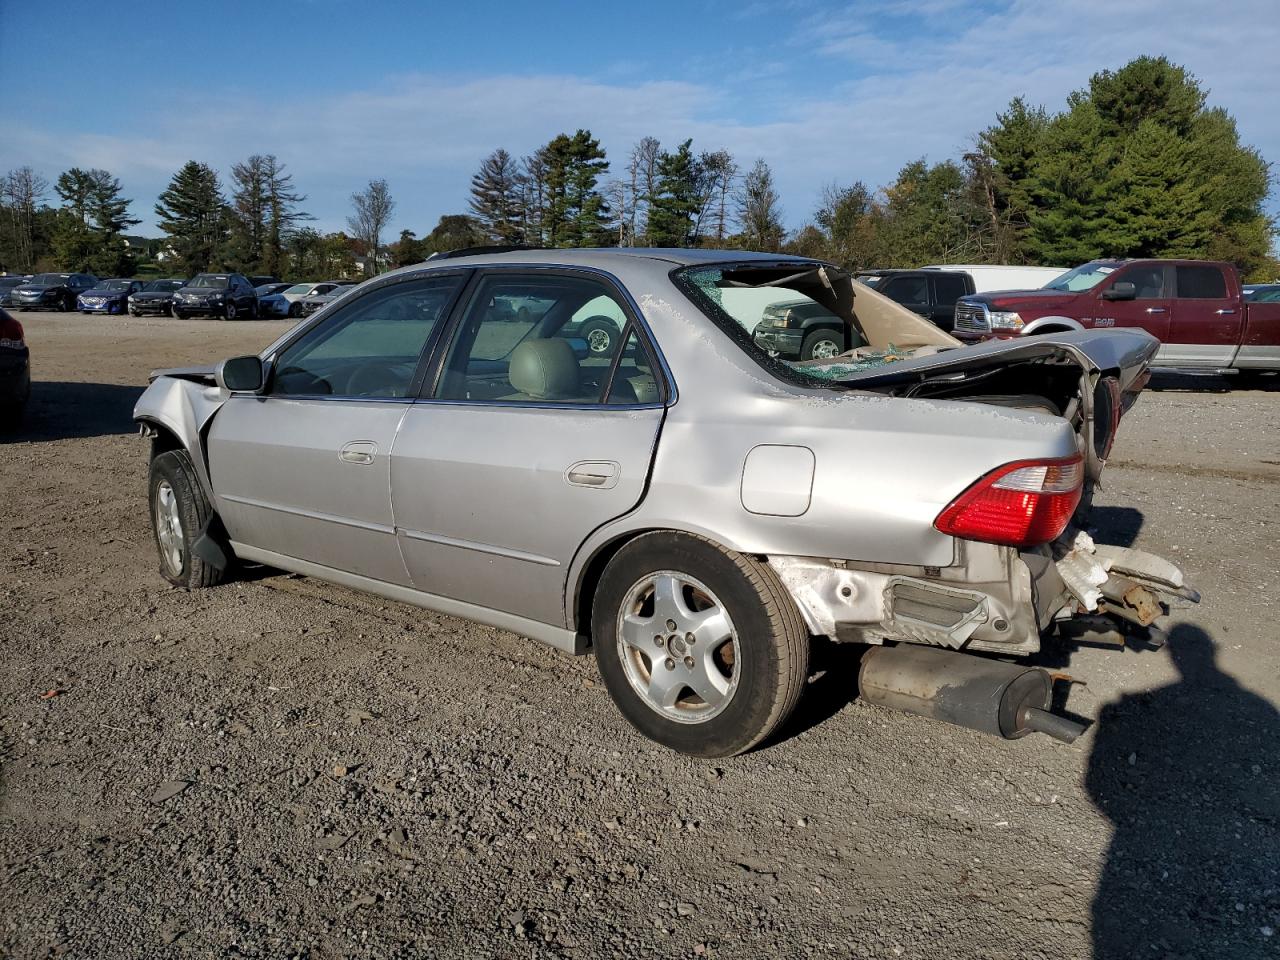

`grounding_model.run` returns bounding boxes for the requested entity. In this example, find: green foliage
[646,140,701,247]
[51,167,140,275]
[540,130,611,248]
[736,159,784,252]
[1004,56,1273,270]
[421,215,486,255]
[155,161,229,275]
[469,148,525,244]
